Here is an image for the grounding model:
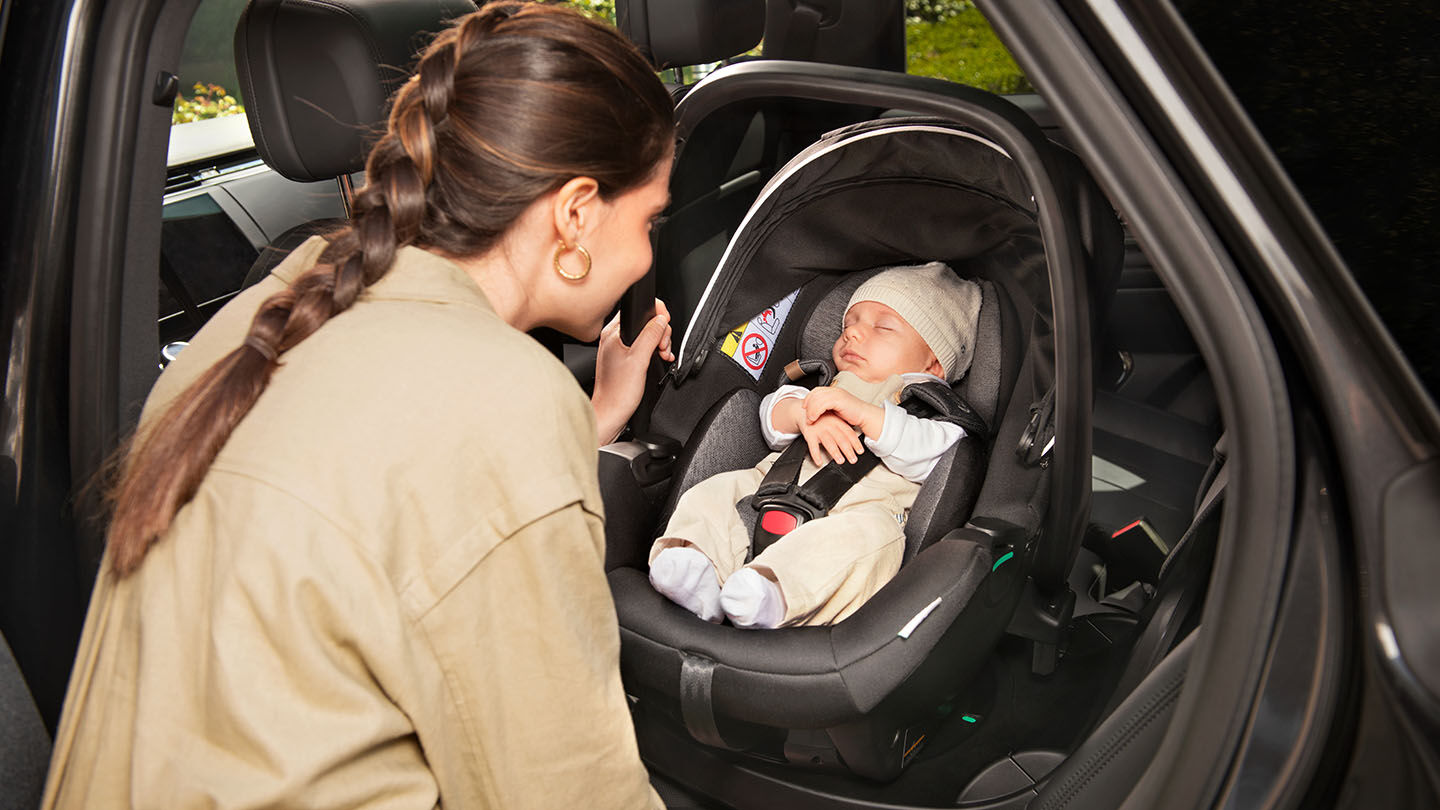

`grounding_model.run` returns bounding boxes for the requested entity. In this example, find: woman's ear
[551,176,601,243]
